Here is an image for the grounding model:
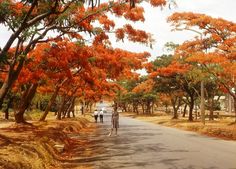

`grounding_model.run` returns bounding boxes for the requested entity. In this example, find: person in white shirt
[93,109,98,123]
